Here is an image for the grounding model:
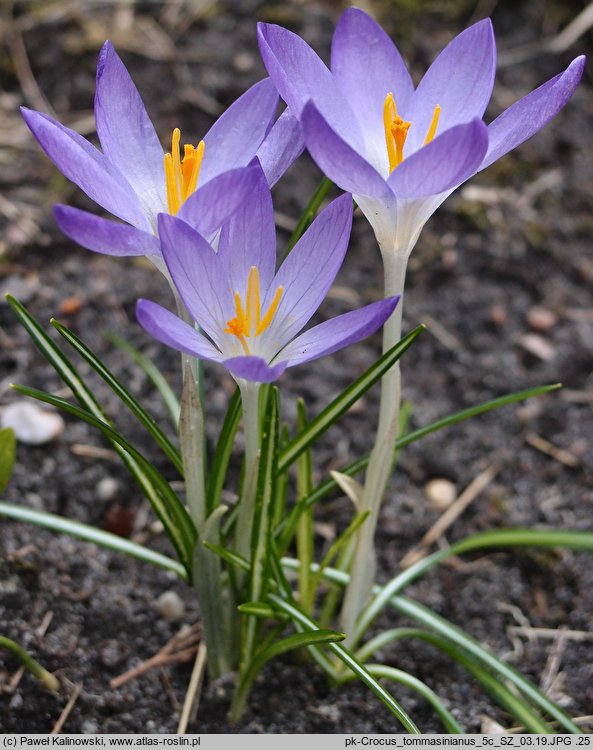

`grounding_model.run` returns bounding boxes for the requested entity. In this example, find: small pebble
[489,304,508,327]
[59,296,83,315]
[425,478,457,510]
[155,590,186,623]
[1,401,64,445]
[98,639,129,669]
[519,333,556,361]
[232,51,255,73]
[526,305,557,332]
[96,476,120,502]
